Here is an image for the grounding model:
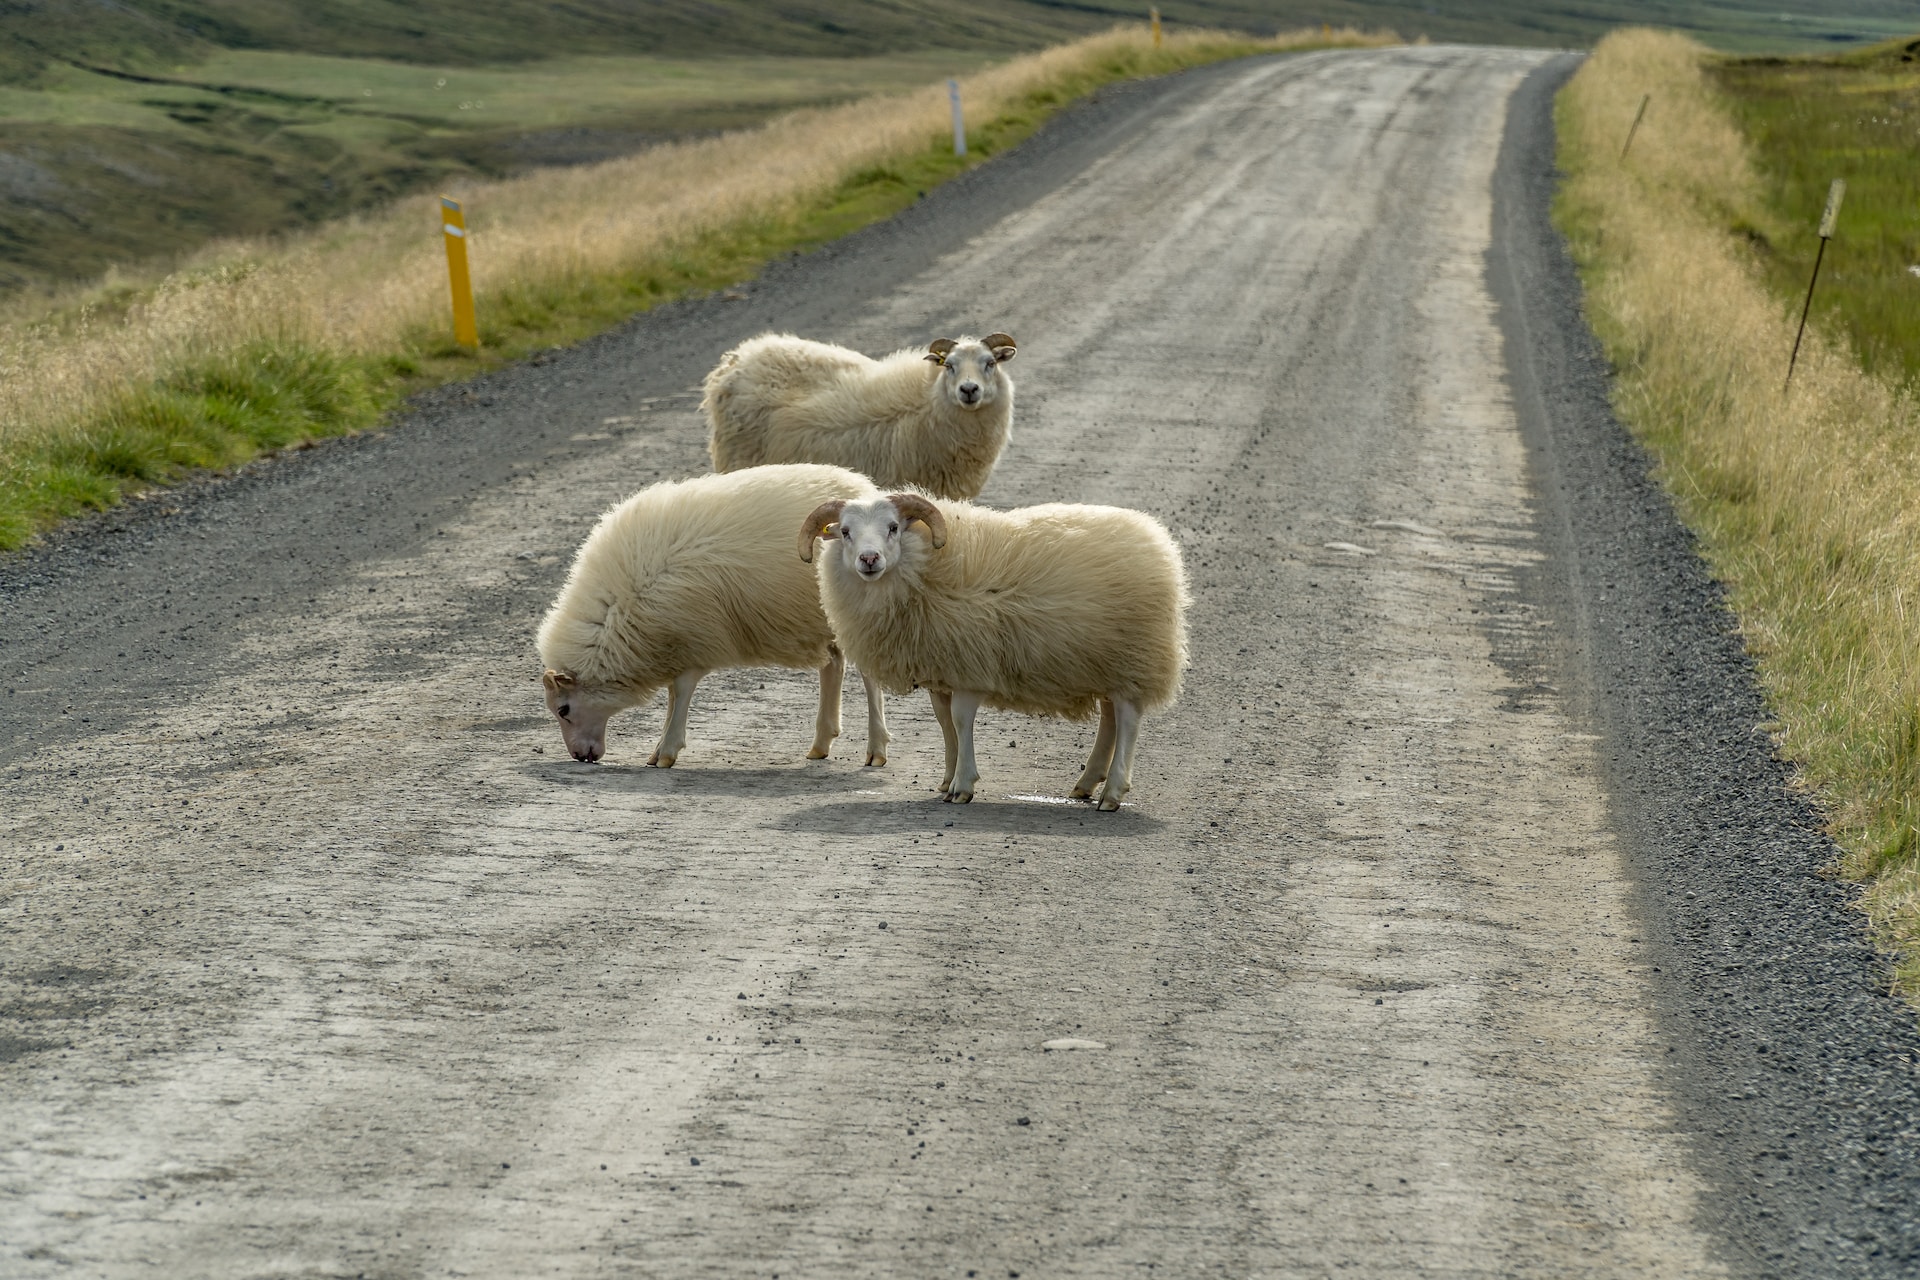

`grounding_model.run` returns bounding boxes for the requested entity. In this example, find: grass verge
[1707,38,1920,388]
[1555,27,1920,994]
[0,24,1391,552]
